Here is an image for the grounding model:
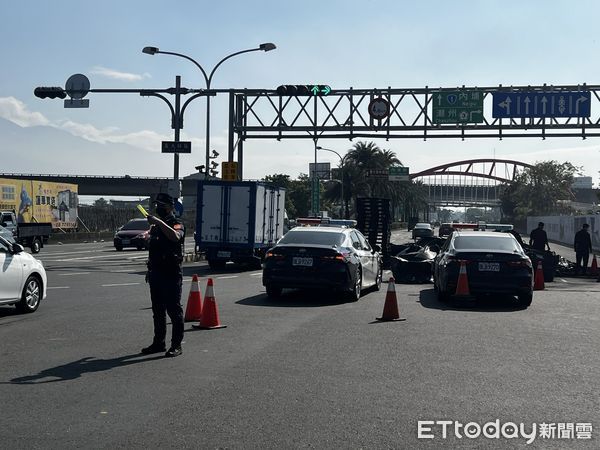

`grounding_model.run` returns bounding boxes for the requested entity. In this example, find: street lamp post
[142,43,276,179]
[316,146,346,219]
